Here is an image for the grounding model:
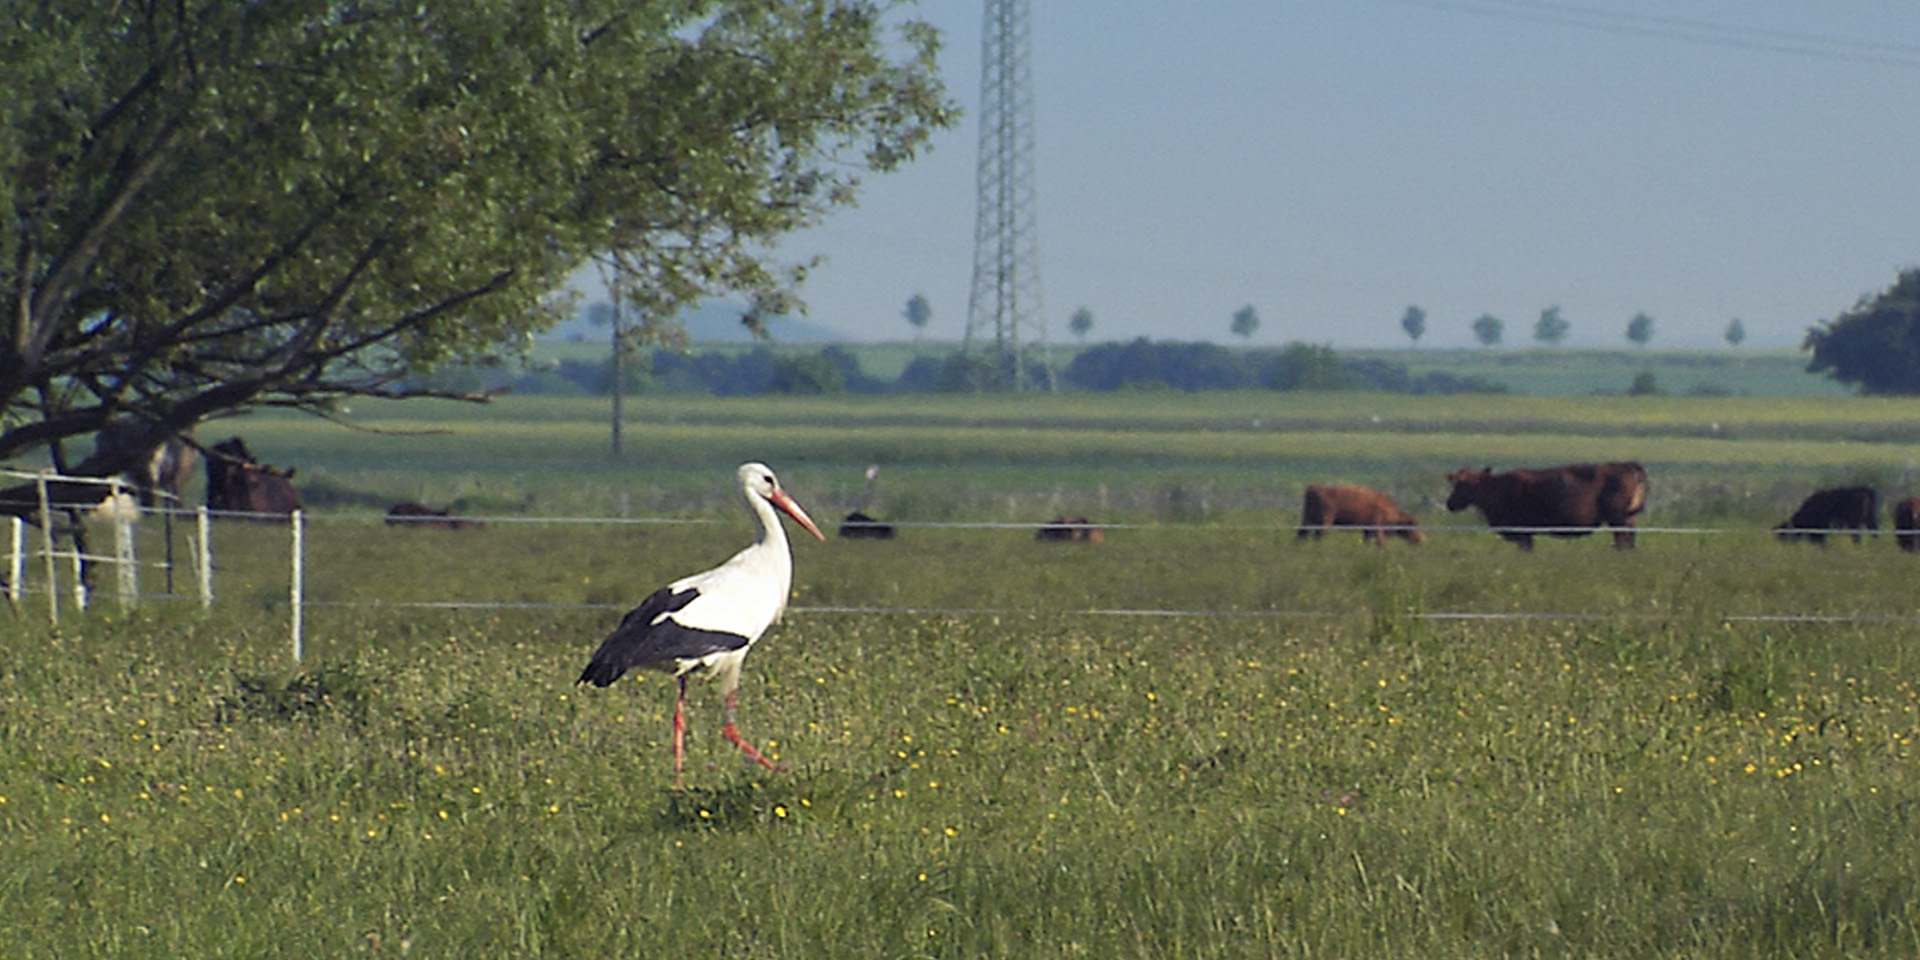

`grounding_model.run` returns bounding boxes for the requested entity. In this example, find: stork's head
[739,462,825,540]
